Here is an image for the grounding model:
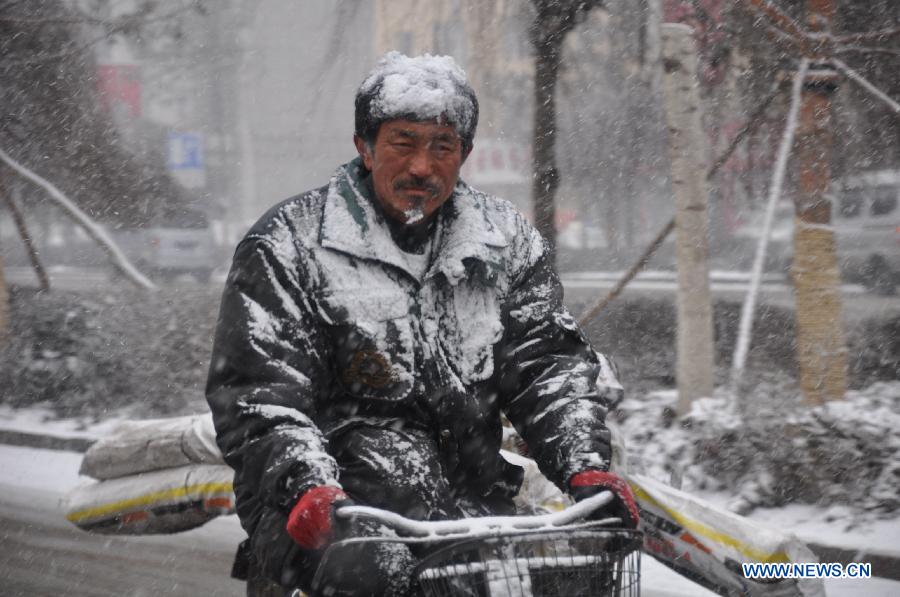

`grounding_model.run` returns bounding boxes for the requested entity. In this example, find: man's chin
[402,207,427,226]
